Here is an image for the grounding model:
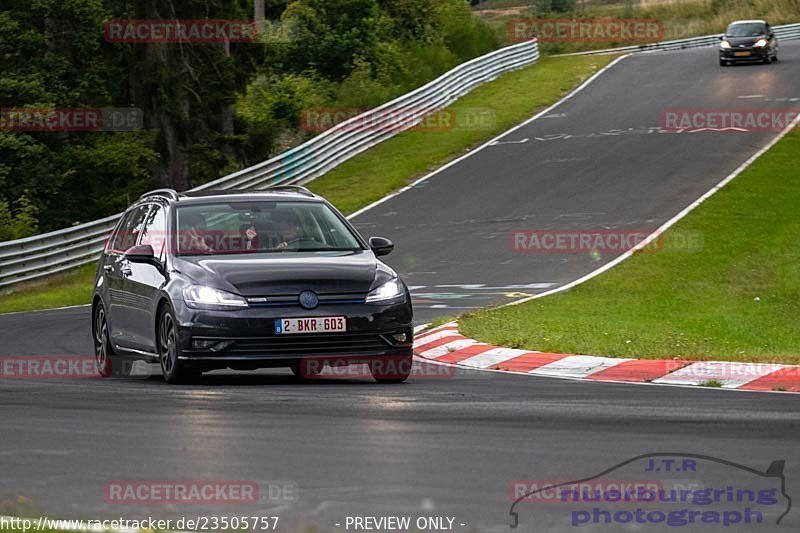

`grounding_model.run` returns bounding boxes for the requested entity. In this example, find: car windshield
[726,23,766,37]
[175,200,363,255]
